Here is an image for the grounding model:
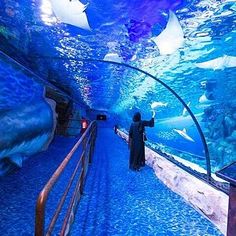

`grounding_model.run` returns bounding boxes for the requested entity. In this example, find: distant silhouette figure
[80,117,89,134]
[200,79,217,101]
[128,111,155,171]
[114,124,118,134]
